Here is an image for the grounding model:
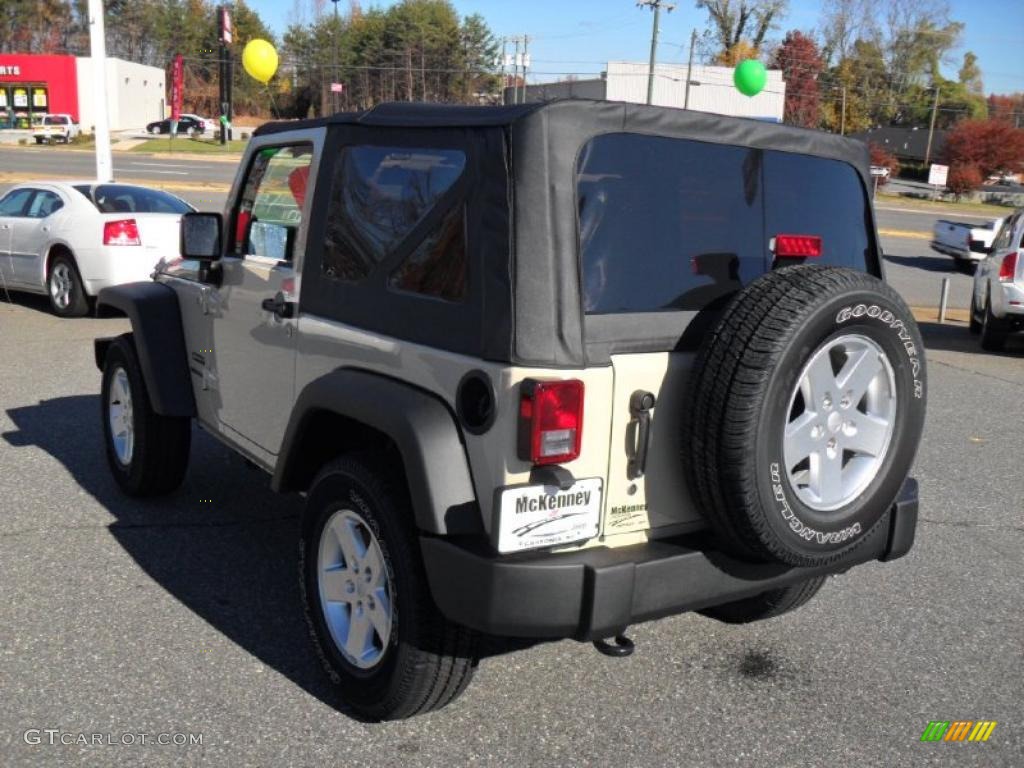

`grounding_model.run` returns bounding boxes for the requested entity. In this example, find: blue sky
[249,0,1022,94]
